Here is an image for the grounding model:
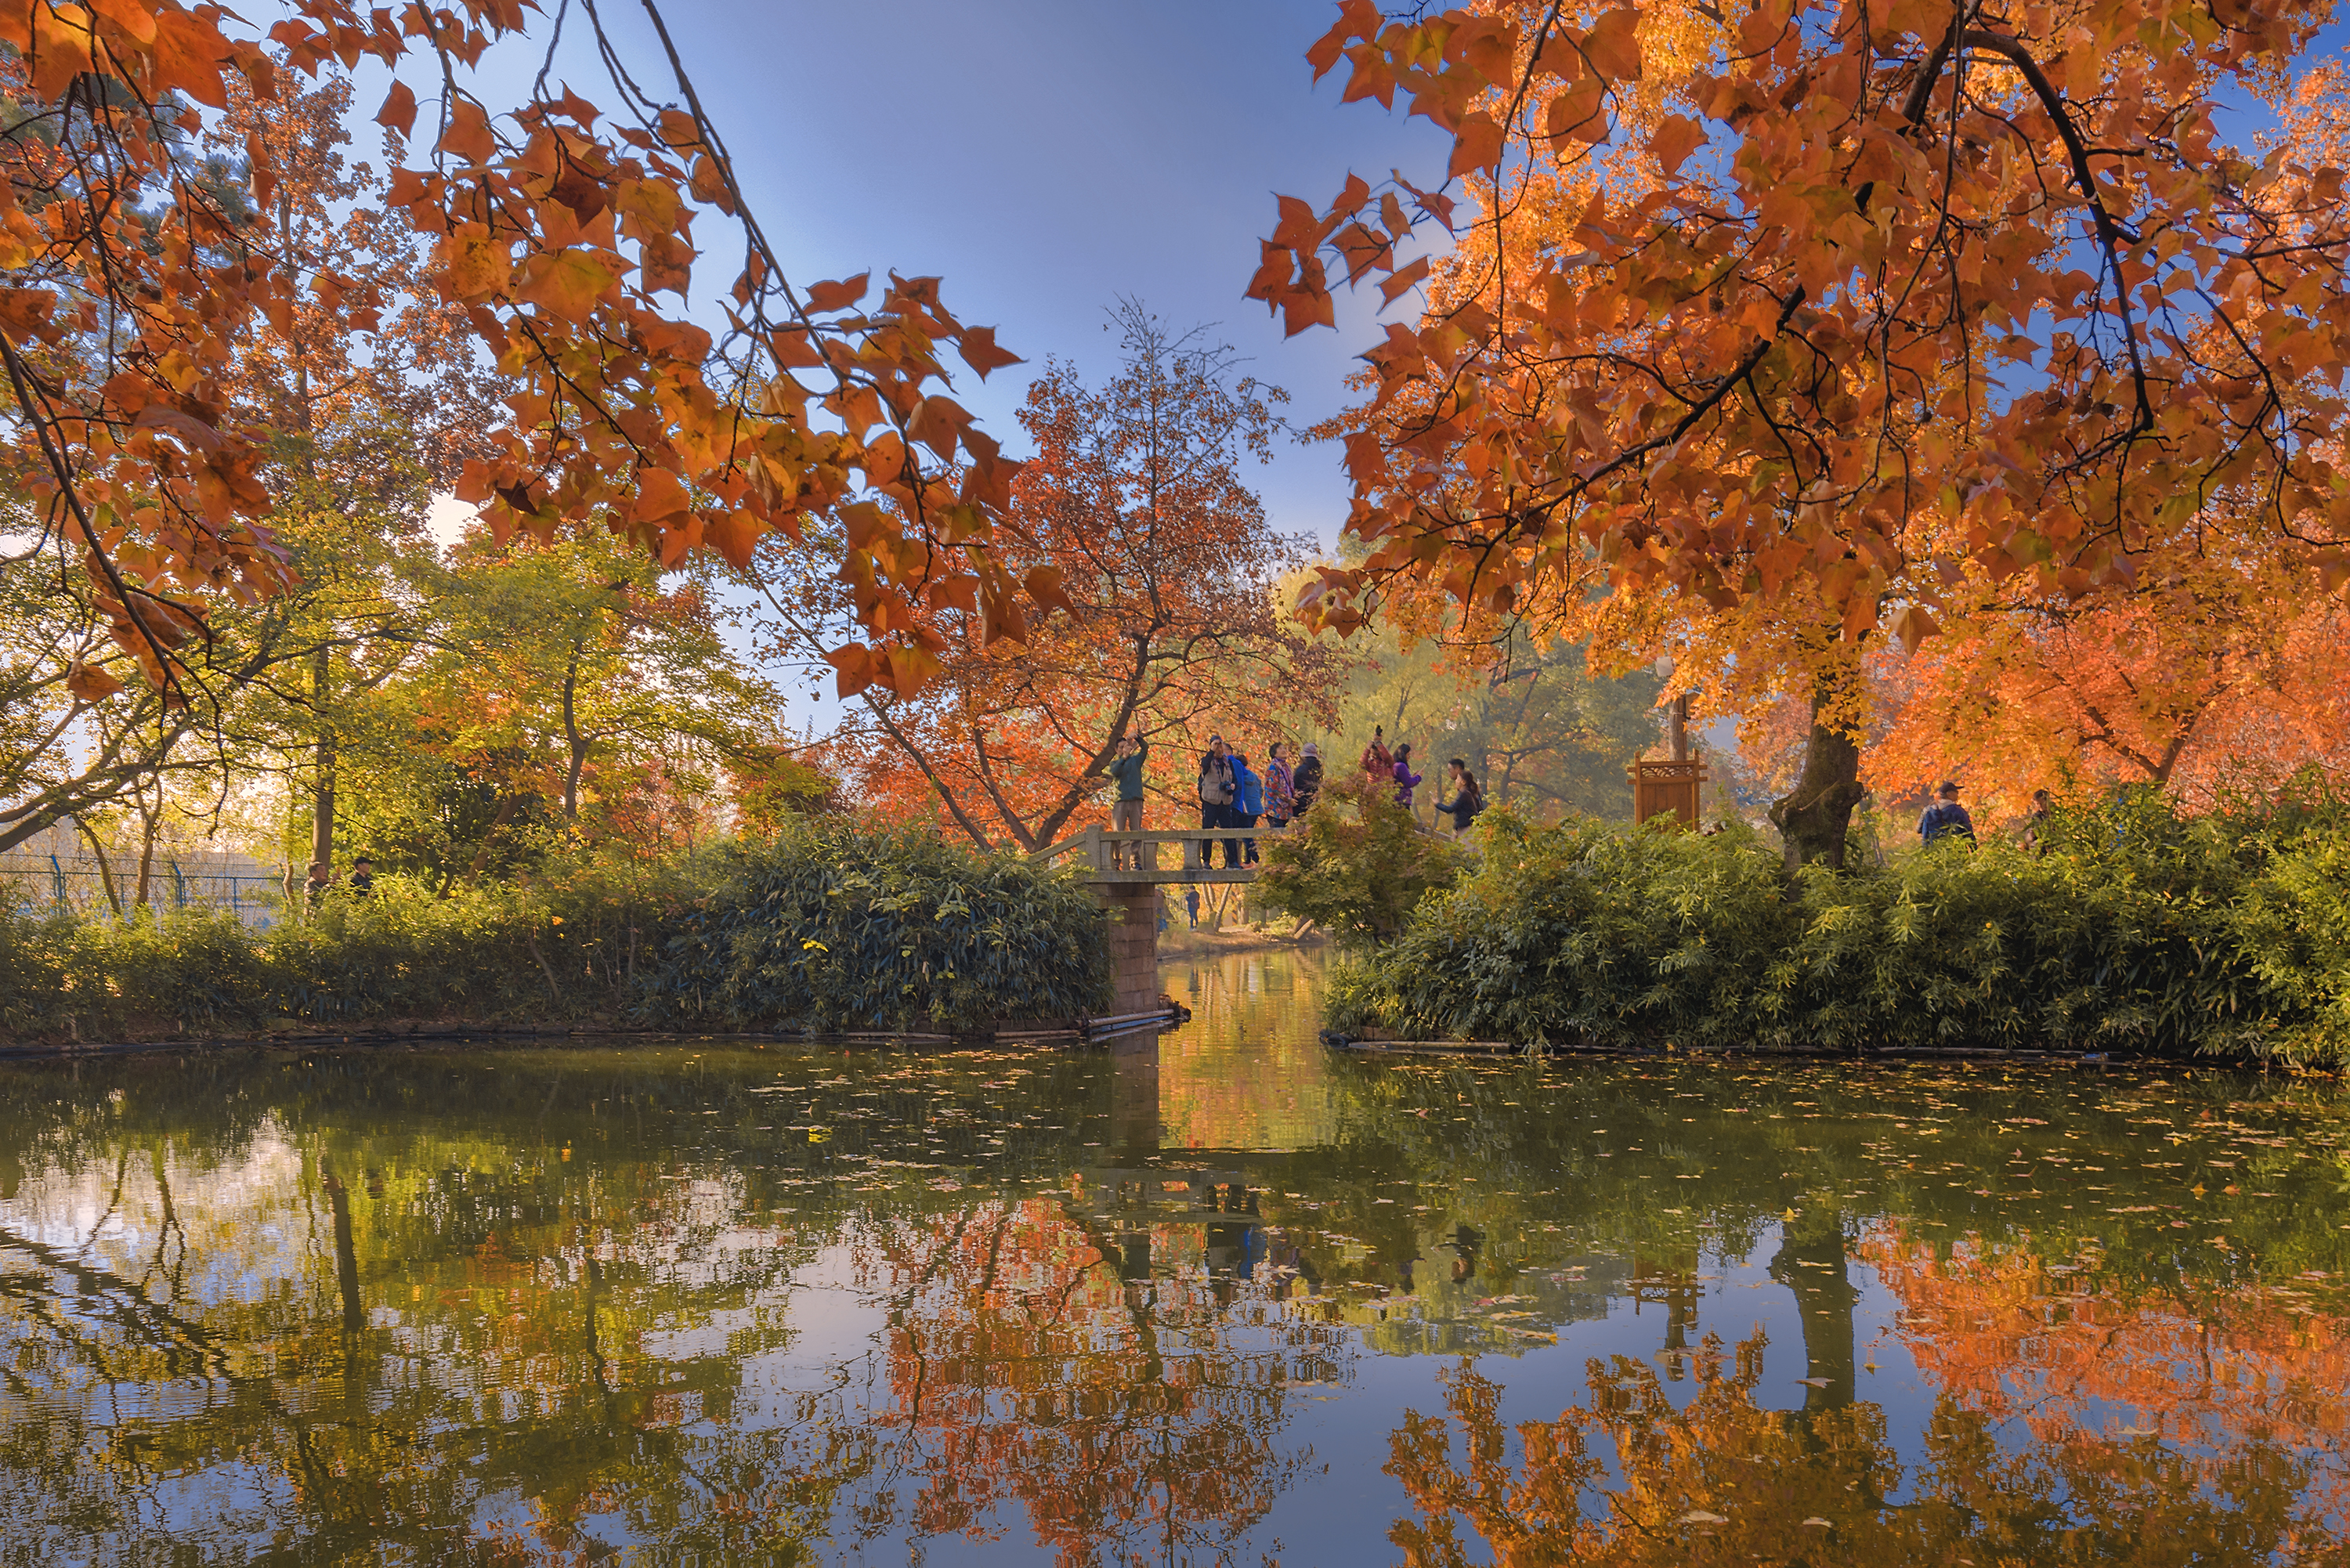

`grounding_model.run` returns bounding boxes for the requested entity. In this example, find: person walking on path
[1292,742,1324,816]
[1919,781,1977,846]
[1197,736,1240,868]
[1437,759,1483,835]
[1266,742,1296,829]
[1231,751,1264,865]
[1106,732,1149,868]
[1361,725,1393,779]
[1391,742,1423,811]
[1185,885,1201,928]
